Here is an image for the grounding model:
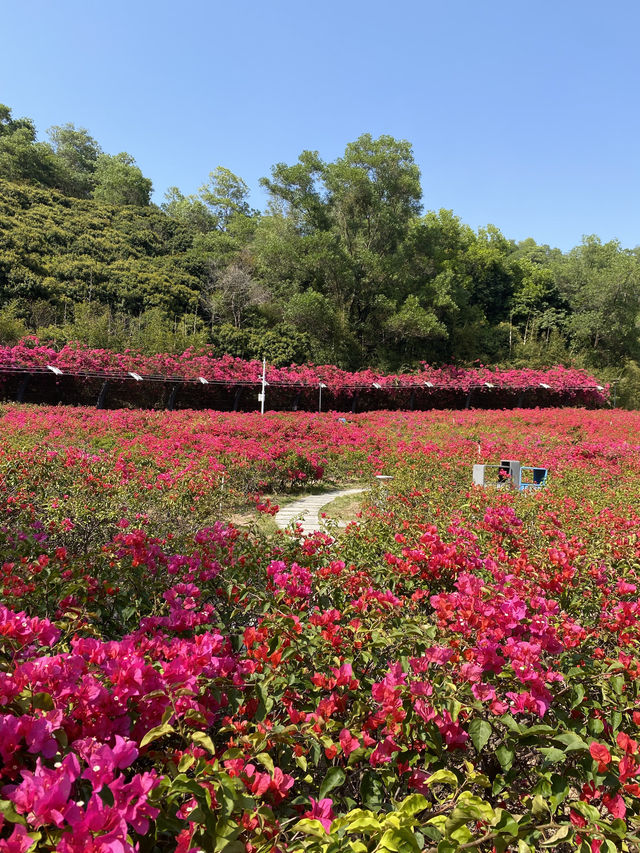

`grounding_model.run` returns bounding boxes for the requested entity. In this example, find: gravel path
[275,488,365,536]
